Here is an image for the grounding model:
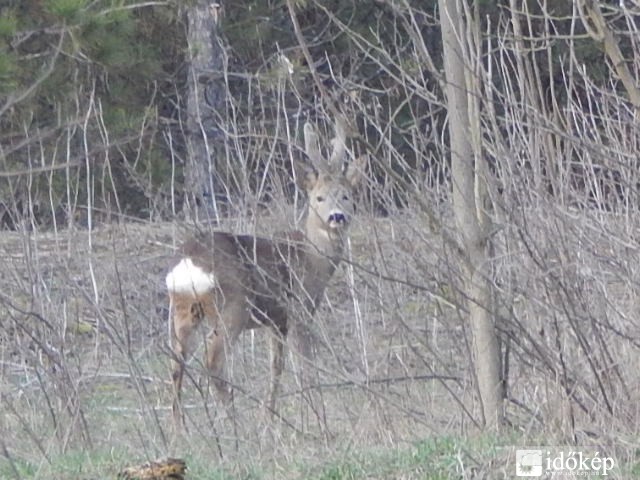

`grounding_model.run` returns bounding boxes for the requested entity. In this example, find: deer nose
[328,212,346,224]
